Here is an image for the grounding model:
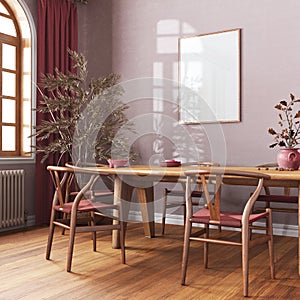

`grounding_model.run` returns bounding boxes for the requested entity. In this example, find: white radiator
[0,169,25,229]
